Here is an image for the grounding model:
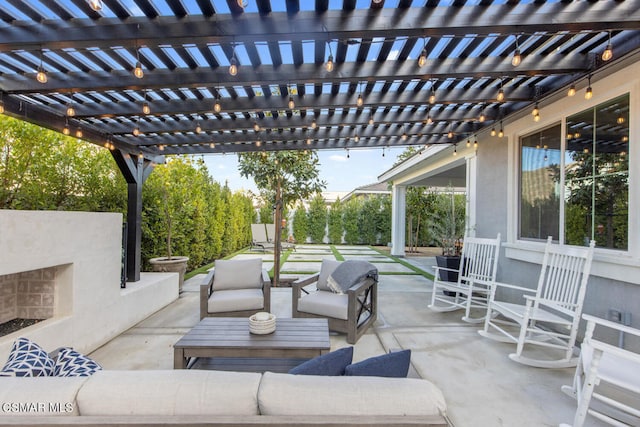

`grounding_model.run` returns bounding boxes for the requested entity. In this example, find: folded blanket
[326,260,378,294]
